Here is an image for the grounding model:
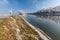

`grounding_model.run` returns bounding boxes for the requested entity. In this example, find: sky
[0,0,60,13]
